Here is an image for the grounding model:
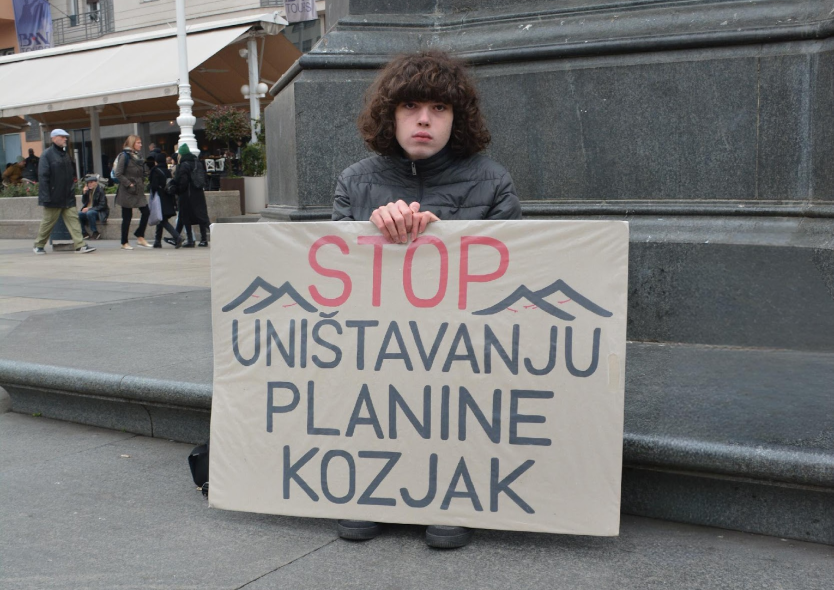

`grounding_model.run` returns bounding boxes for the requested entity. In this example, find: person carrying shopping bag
[114,135,152,250]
